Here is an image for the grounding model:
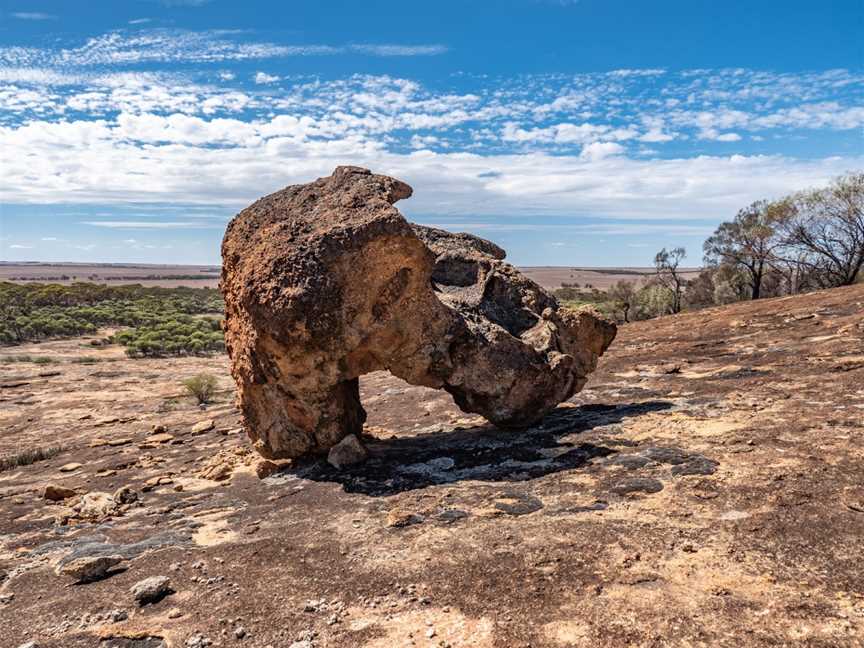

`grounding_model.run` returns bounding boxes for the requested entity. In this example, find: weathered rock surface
[221,166,616,460]
[72,491,119,520]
